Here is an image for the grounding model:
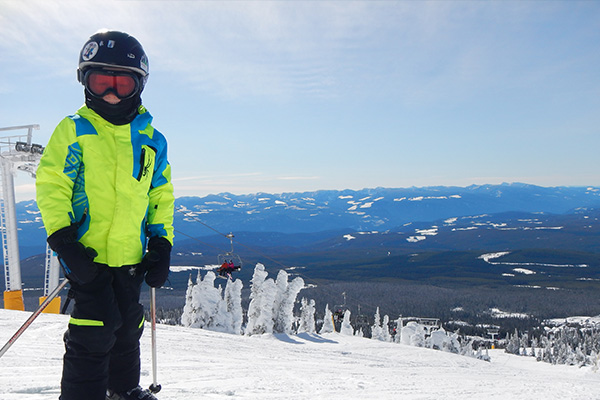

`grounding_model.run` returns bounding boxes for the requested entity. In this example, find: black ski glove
[47,224,98,285]
[141,237,171,288]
